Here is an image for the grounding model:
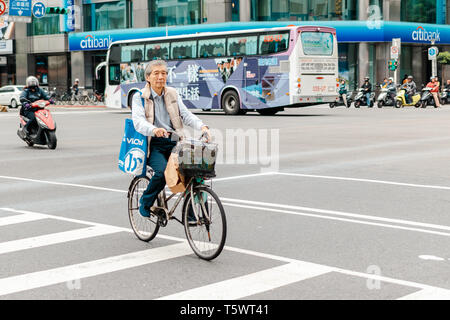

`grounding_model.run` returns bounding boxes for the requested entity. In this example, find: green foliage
[437,51,450,65]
